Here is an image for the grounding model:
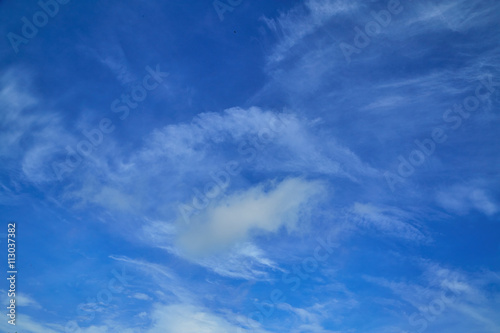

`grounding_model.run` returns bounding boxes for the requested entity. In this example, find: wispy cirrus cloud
[60,106,375,218]
[348,202,427,242]
[405,0,500,32]
[364,261,500,333]
[262,0,358,65]
[436,182,499,216]
[0,69,75,184]
[146,303,269,333]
